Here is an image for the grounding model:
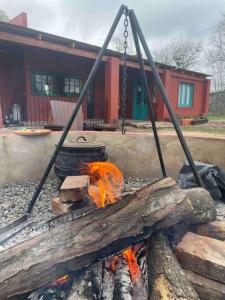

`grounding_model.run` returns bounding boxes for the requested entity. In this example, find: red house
[0,12,210,128]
